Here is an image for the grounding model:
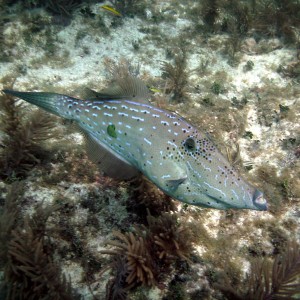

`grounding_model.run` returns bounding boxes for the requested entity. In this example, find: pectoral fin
[166,177,188,189]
